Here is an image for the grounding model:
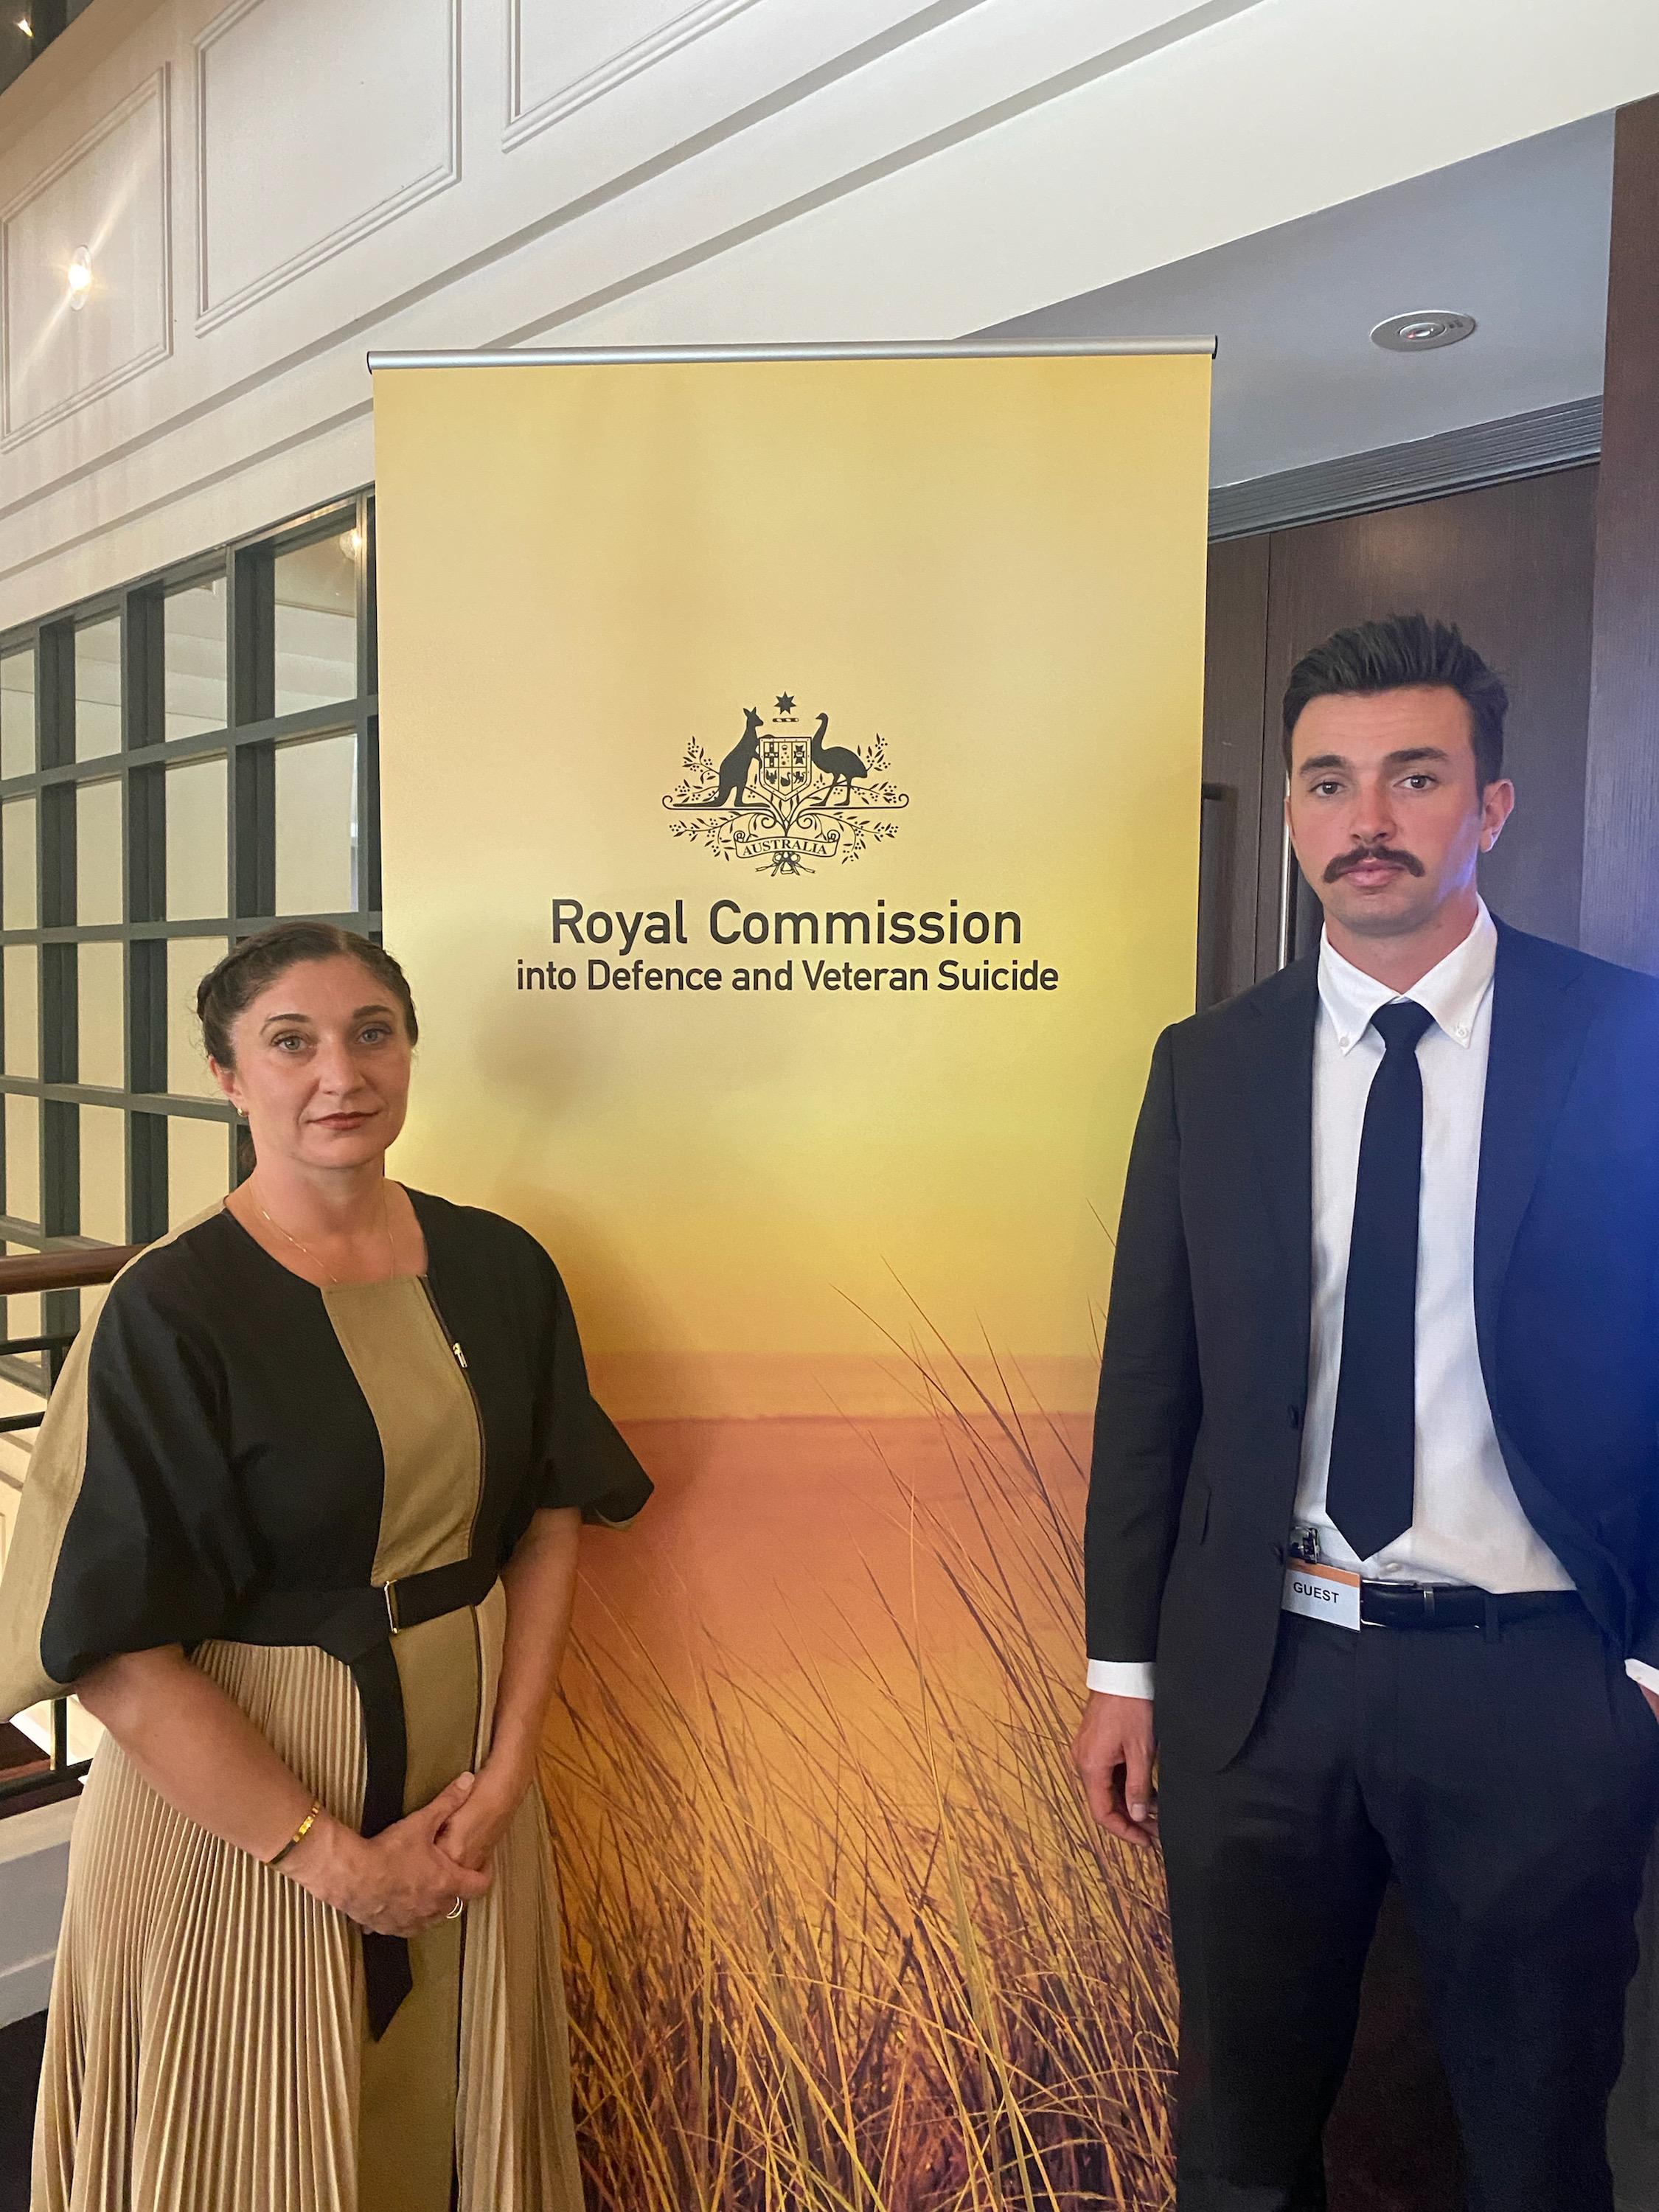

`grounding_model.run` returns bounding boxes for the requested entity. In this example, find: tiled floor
[0,2011,43,2212]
